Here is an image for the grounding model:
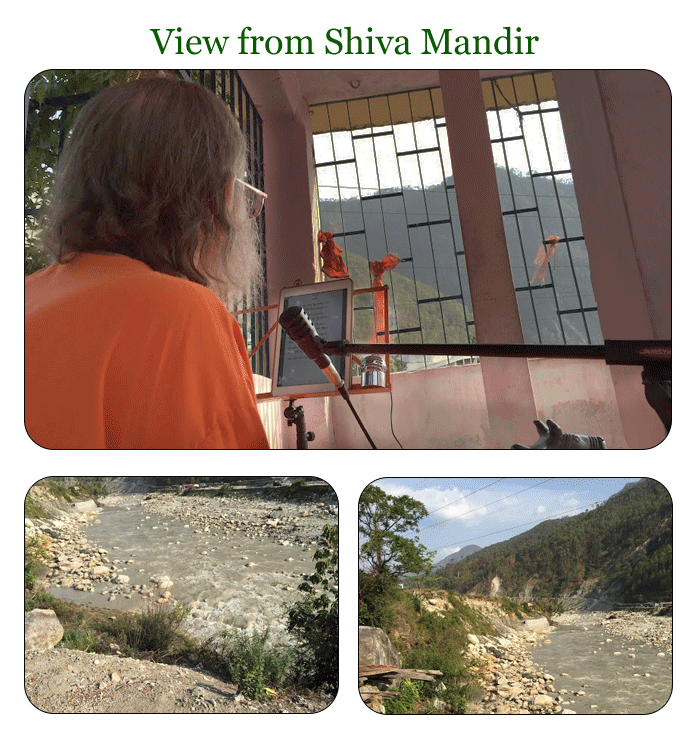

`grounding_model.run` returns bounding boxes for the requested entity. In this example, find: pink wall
[258,357,665,449]
[596,70,671,339]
